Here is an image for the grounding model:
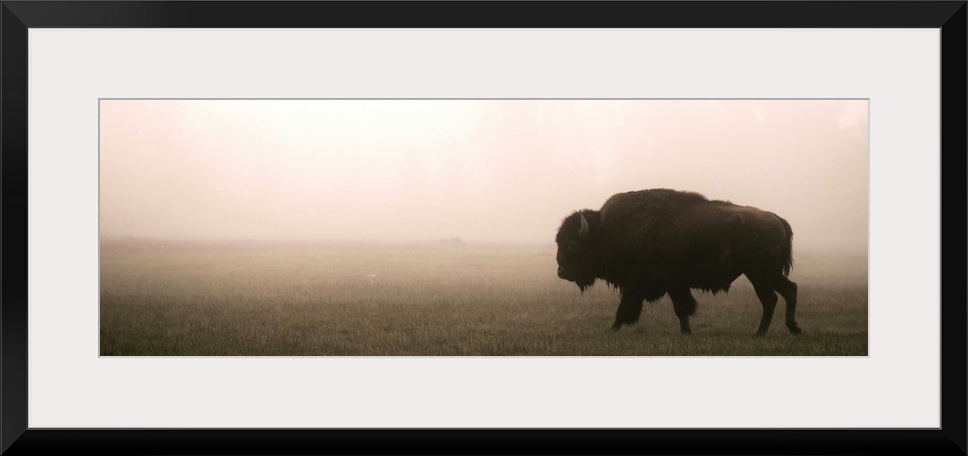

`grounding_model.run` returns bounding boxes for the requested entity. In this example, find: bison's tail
[780,217,794,277]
